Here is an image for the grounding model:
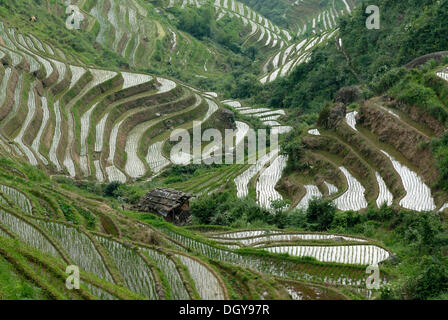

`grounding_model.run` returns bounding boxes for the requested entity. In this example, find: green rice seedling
[0,185,33,215]
[0,227,11,238]
[141,248,189,300]
[84,282,118,300]
[96,236,159,300]
[0,209,60,258]
[37,221,114,282]
[176,254,225,300]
